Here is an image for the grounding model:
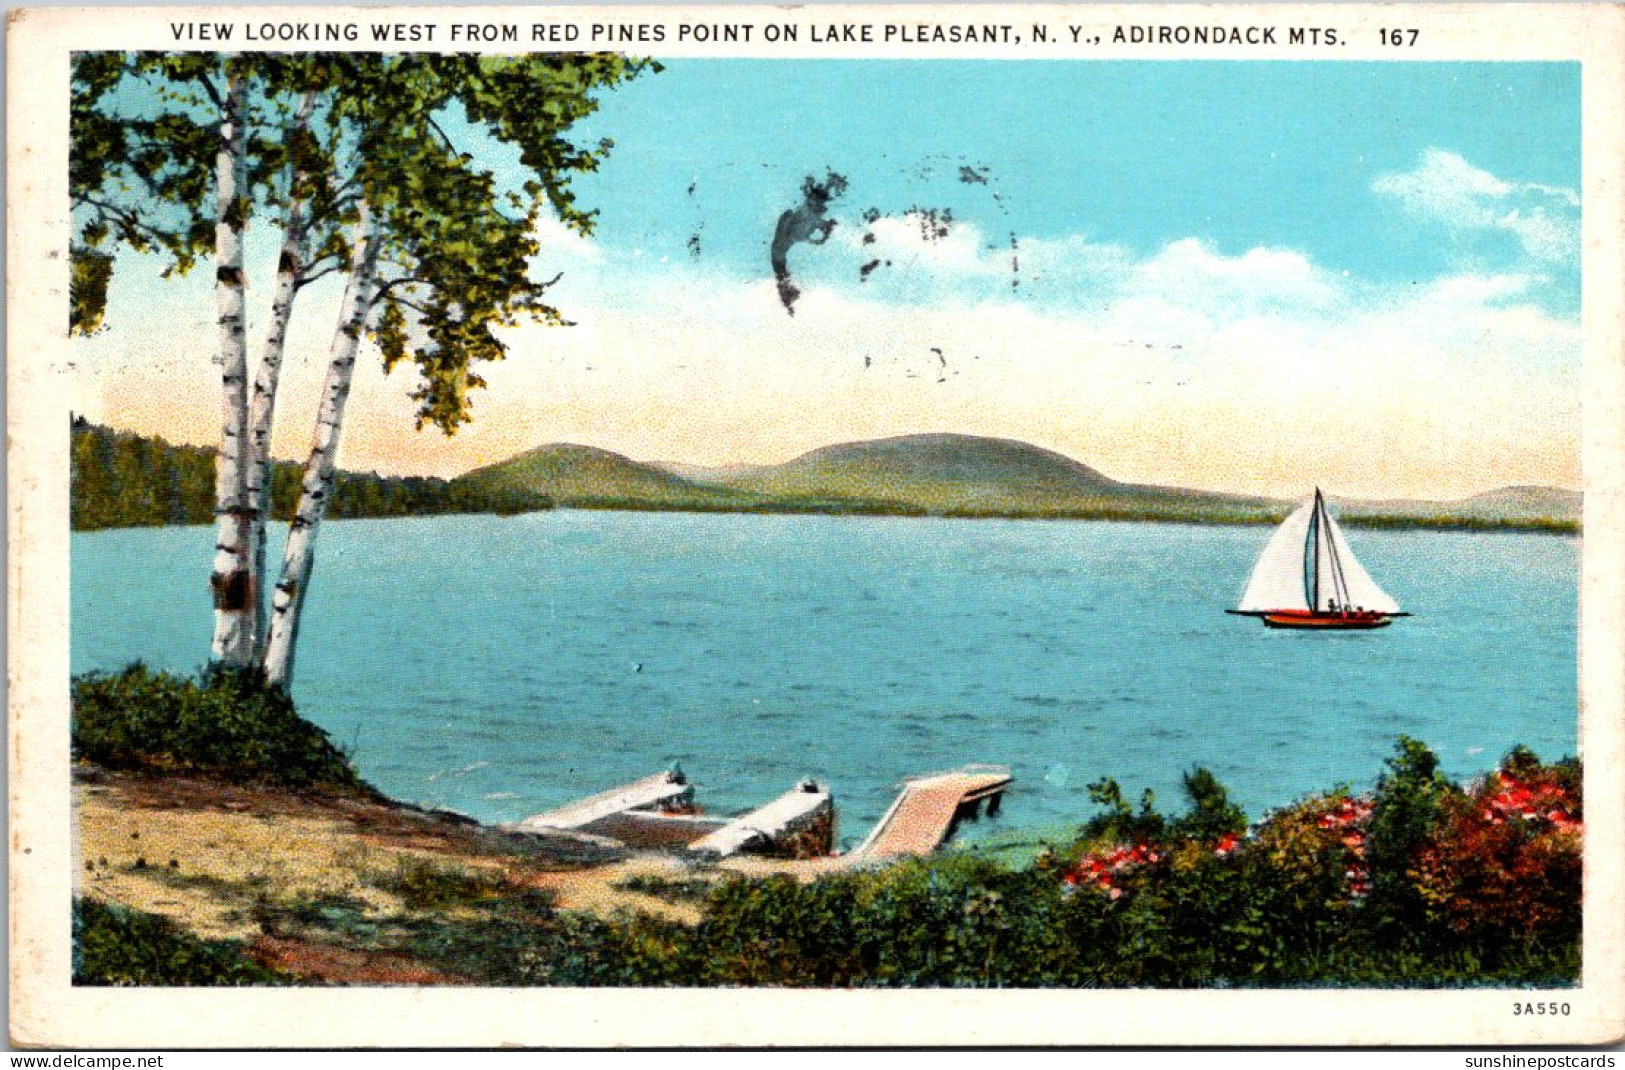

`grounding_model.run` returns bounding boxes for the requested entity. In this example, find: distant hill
[70,419,552,532]
[714,433,1283,521]
[78,419,1576,534]
[470,432,1577,532]
[453,443,770,511]
[1342,485,1581,526]
[721,433,1118,503]
[650,460,769,483]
